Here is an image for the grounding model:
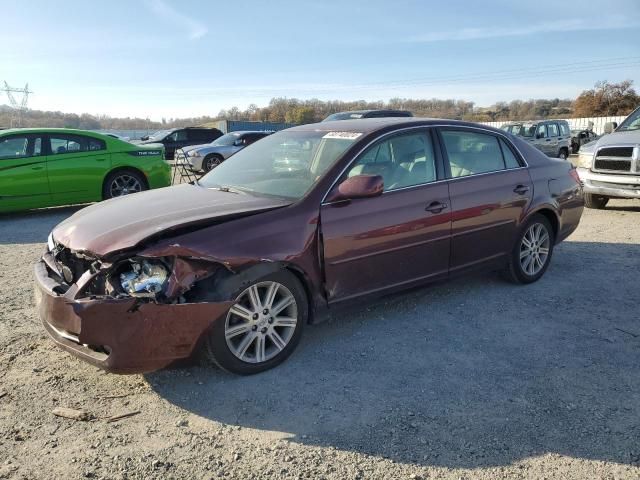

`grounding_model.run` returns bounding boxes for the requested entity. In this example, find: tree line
[1,80,637,131]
